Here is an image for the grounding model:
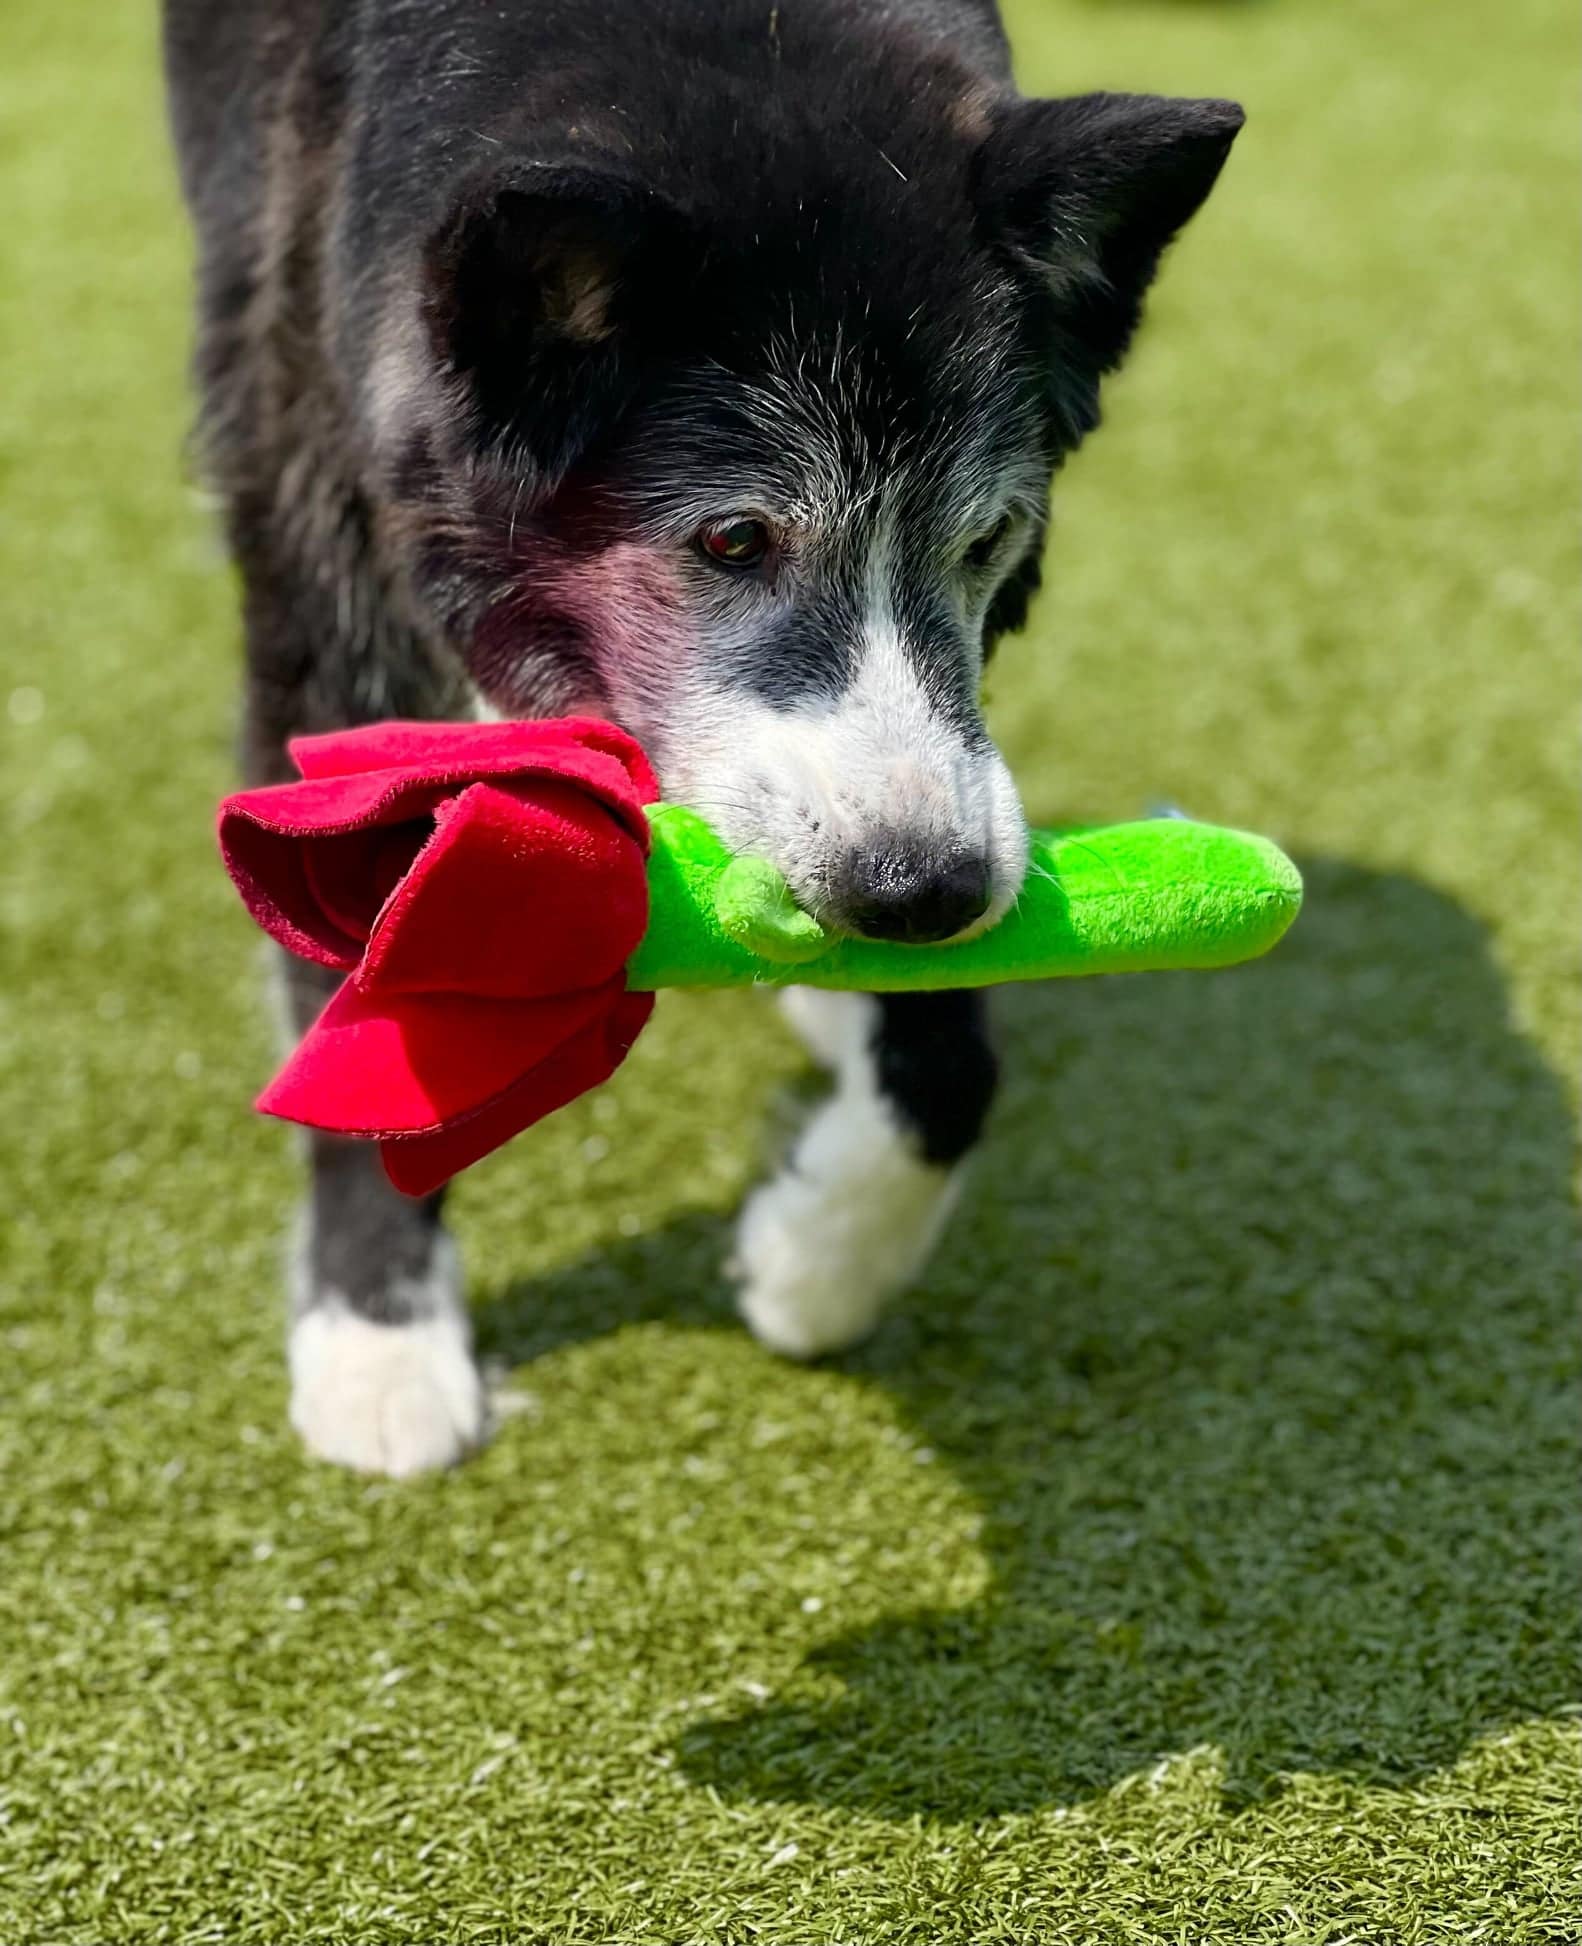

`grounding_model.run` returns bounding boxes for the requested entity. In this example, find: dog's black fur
[164,0,1240,1465]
